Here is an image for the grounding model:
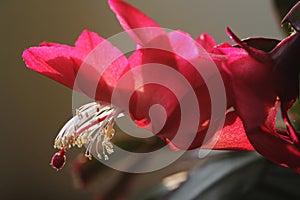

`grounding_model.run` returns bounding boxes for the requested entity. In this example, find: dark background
[0,0,283,199]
